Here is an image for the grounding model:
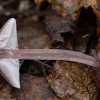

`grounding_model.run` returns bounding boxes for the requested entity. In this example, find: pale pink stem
[0,49,100,67]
